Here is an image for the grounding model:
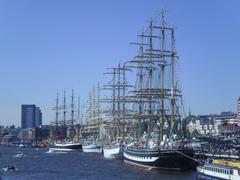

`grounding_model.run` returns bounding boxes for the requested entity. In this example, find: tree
[191,129,200,138]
